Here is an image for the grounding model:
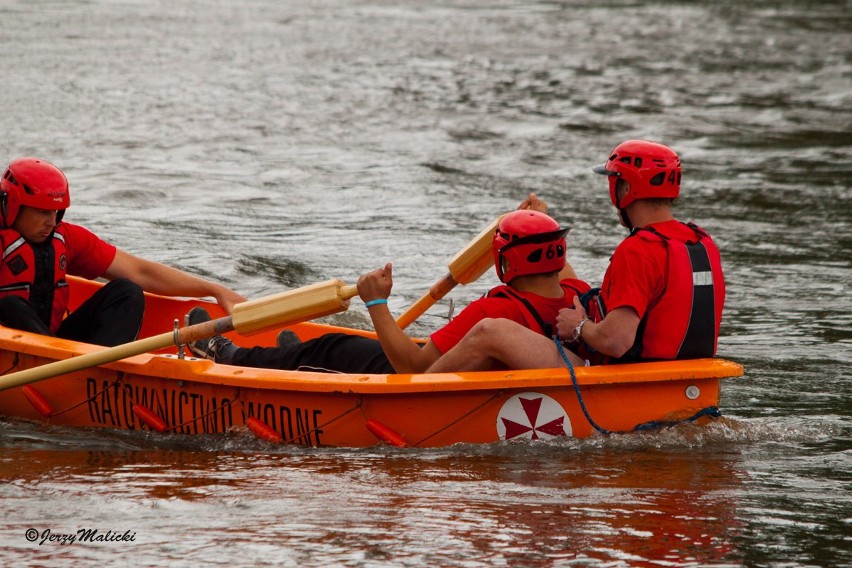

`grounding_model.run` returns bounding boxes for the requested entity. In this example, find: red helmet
[1,158,70,227]
[492,210,569,283]
[592,140,681,209]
